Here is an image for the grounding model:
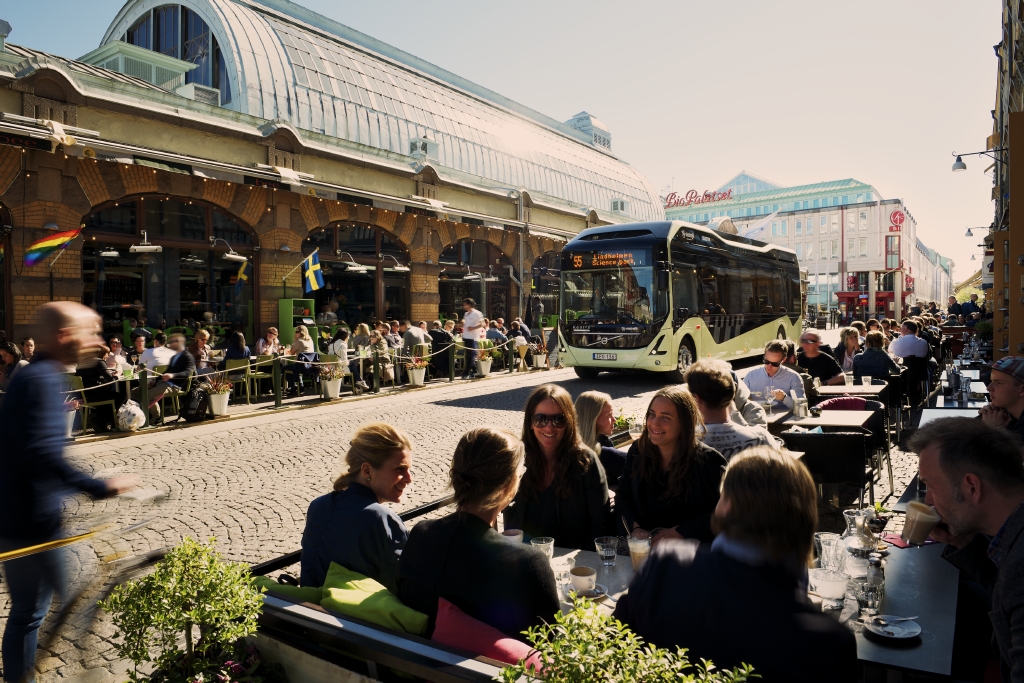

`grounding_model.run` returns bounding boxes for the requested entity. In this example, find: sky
[4,0,1000,281]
